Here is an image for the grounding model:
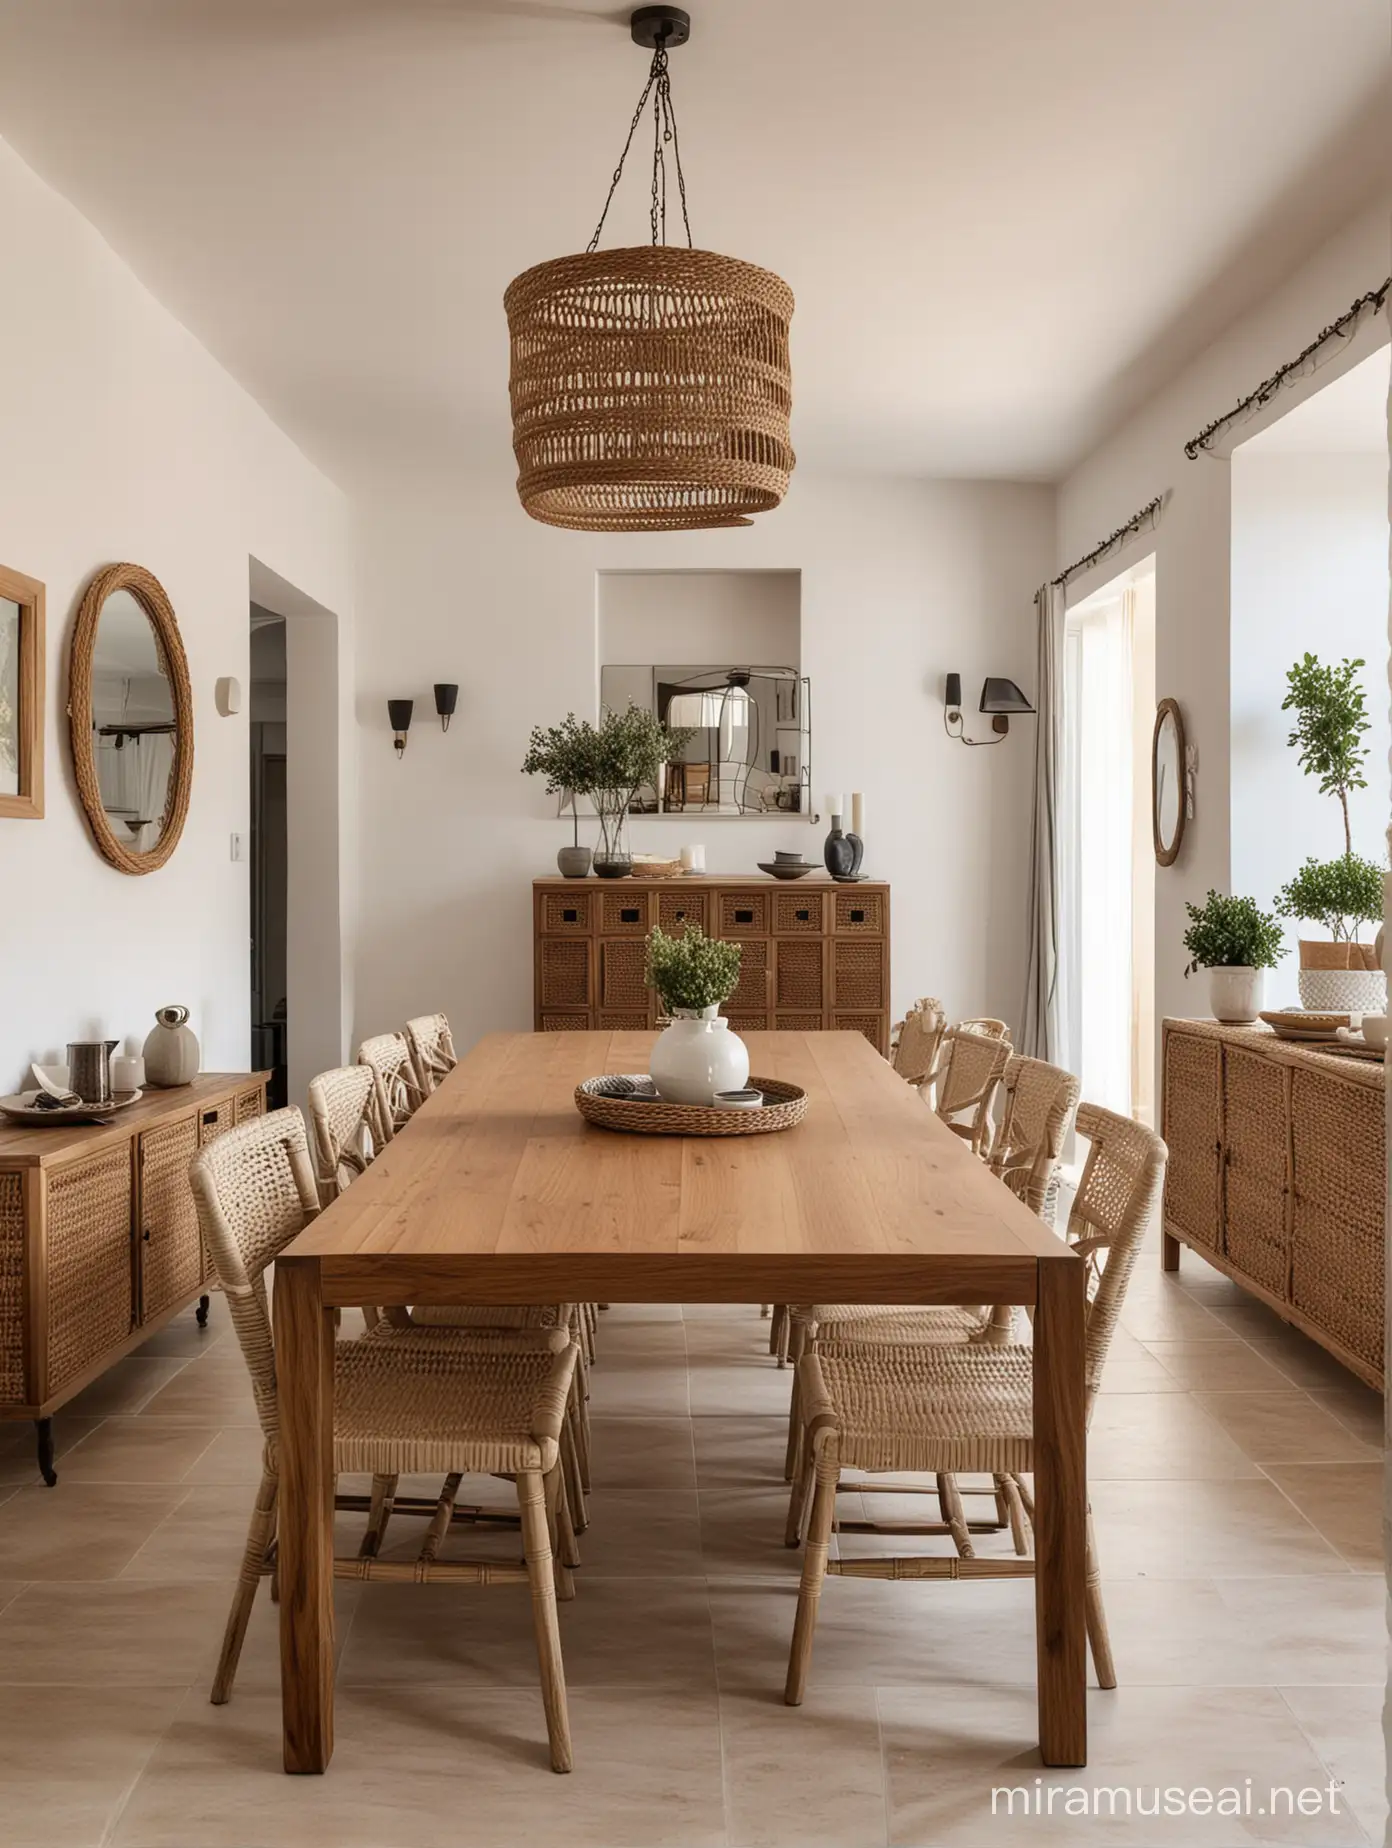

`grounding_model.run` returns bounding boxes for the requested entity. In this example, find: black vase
[824,824,854,880]
[845,832,864,878]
